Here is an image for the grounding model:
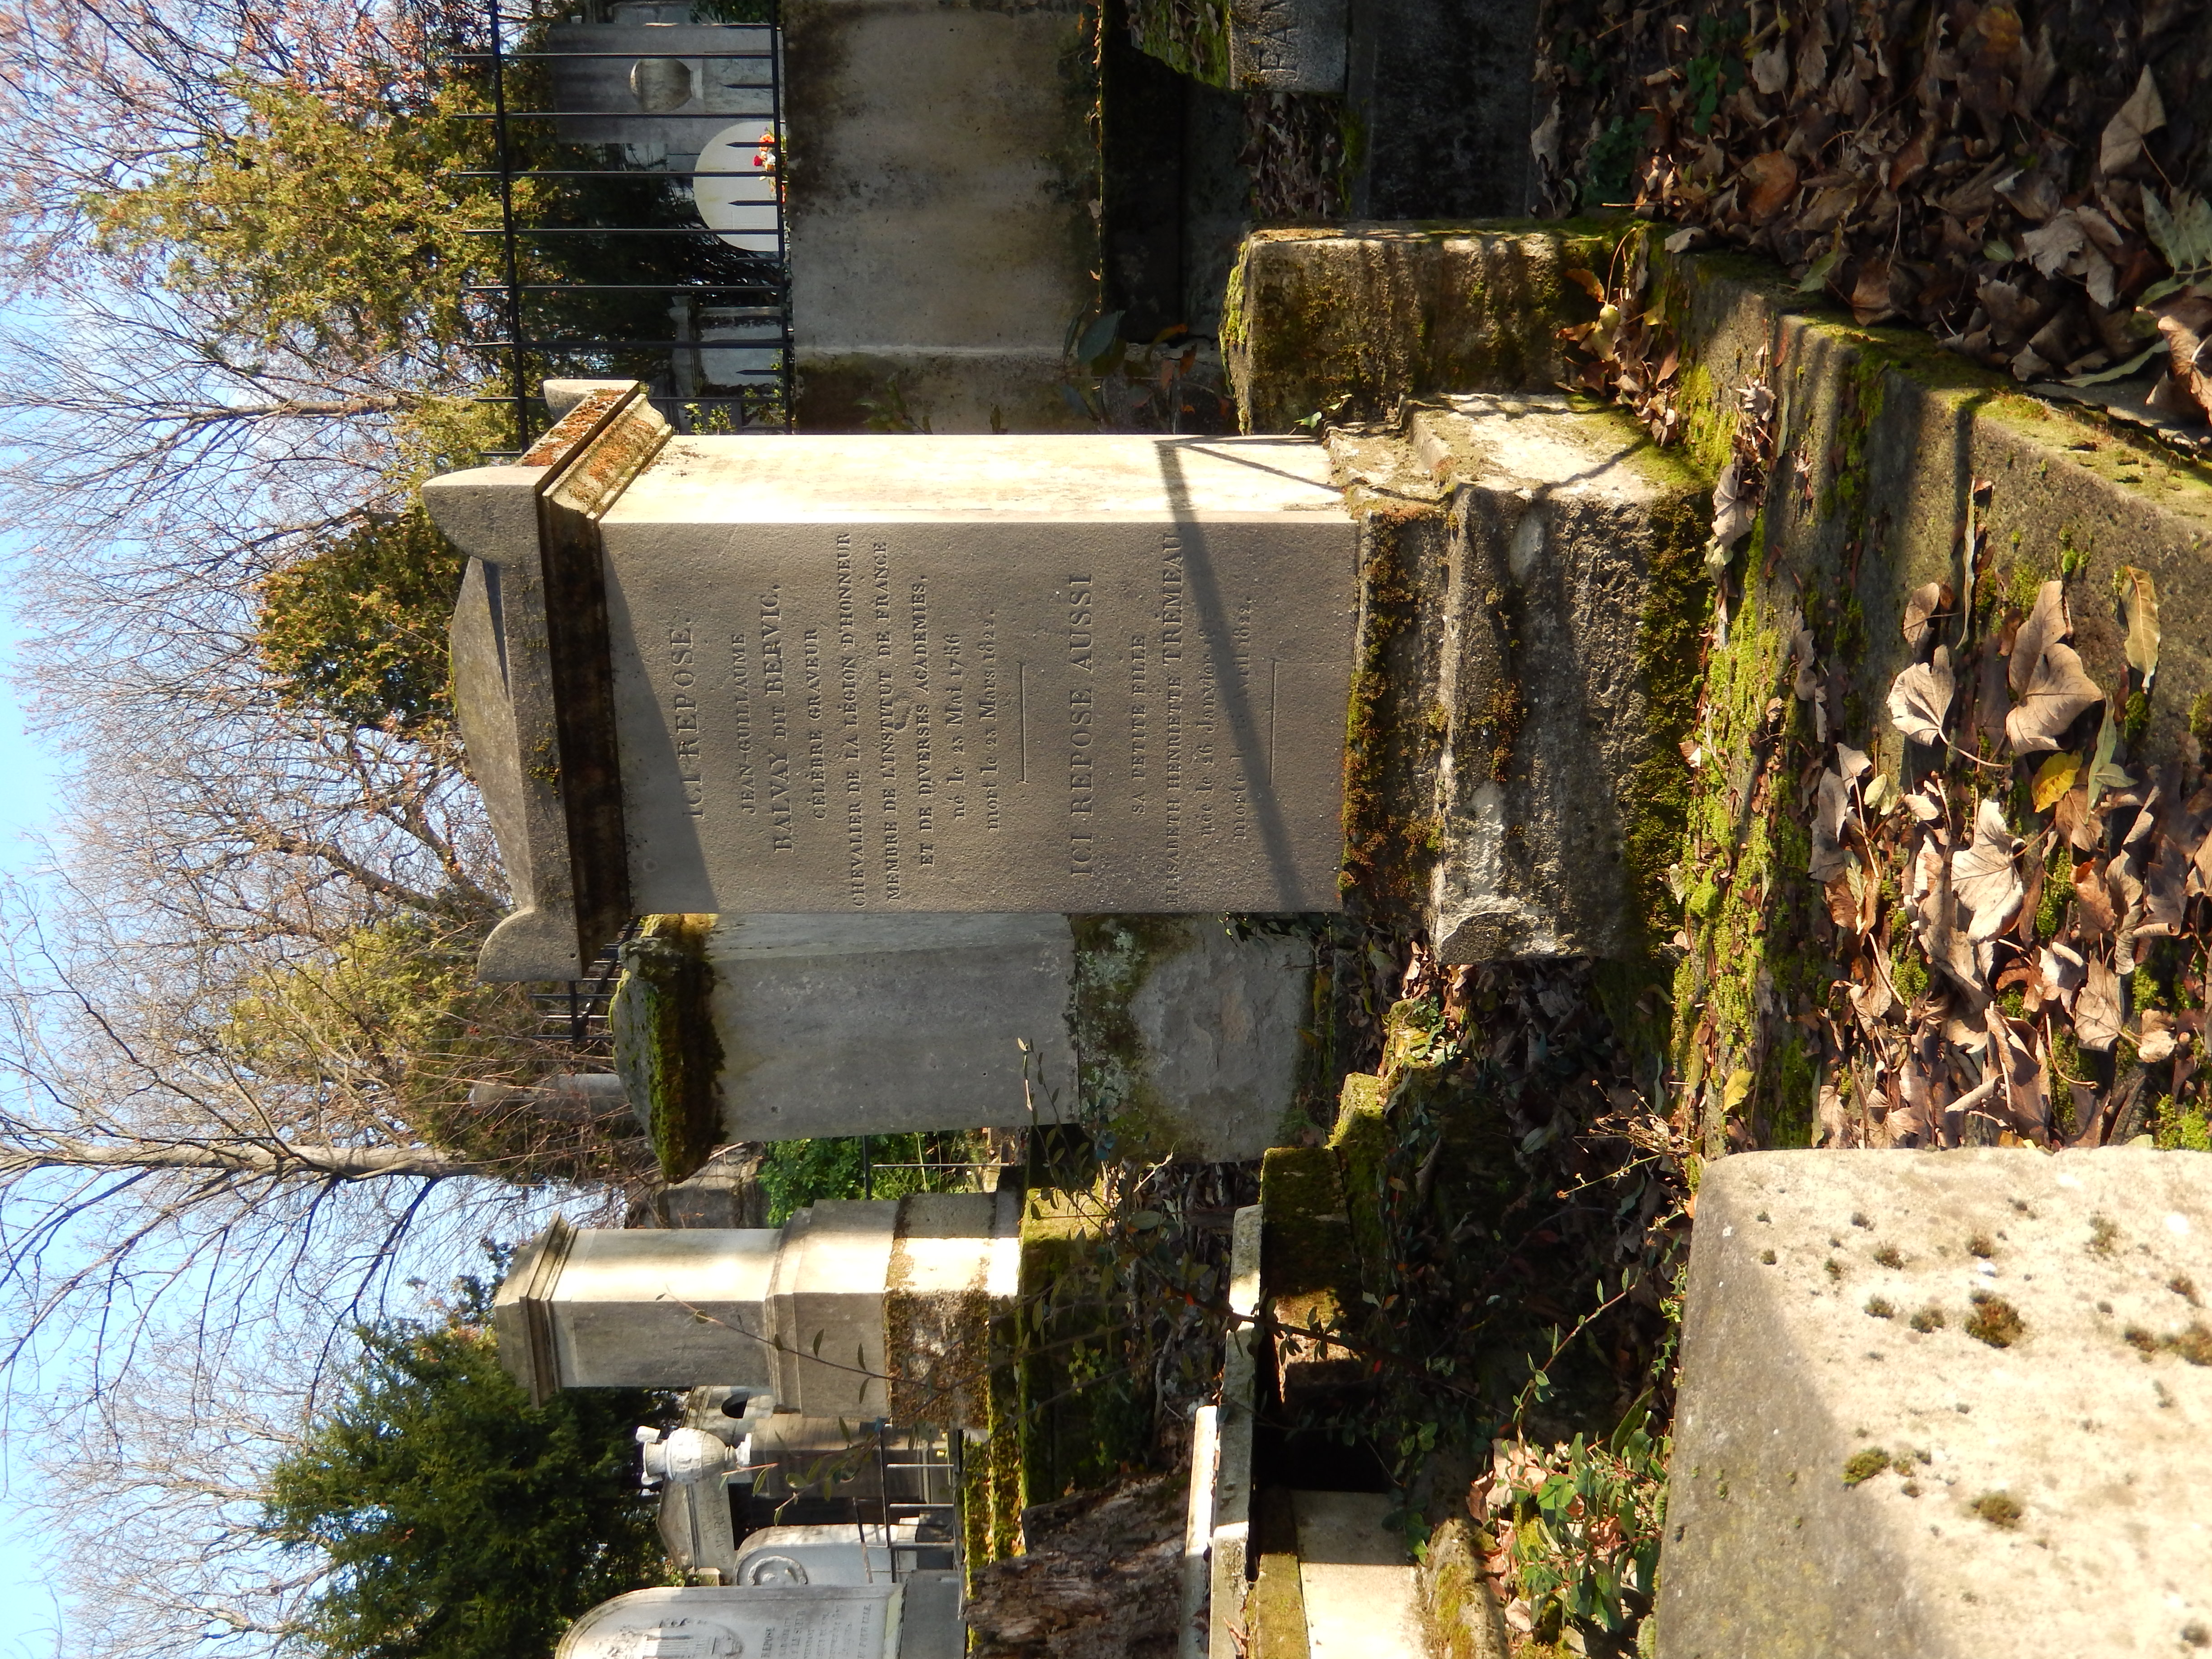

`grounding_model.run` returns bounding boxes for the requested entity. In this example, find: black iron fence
[454,0,793,451]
